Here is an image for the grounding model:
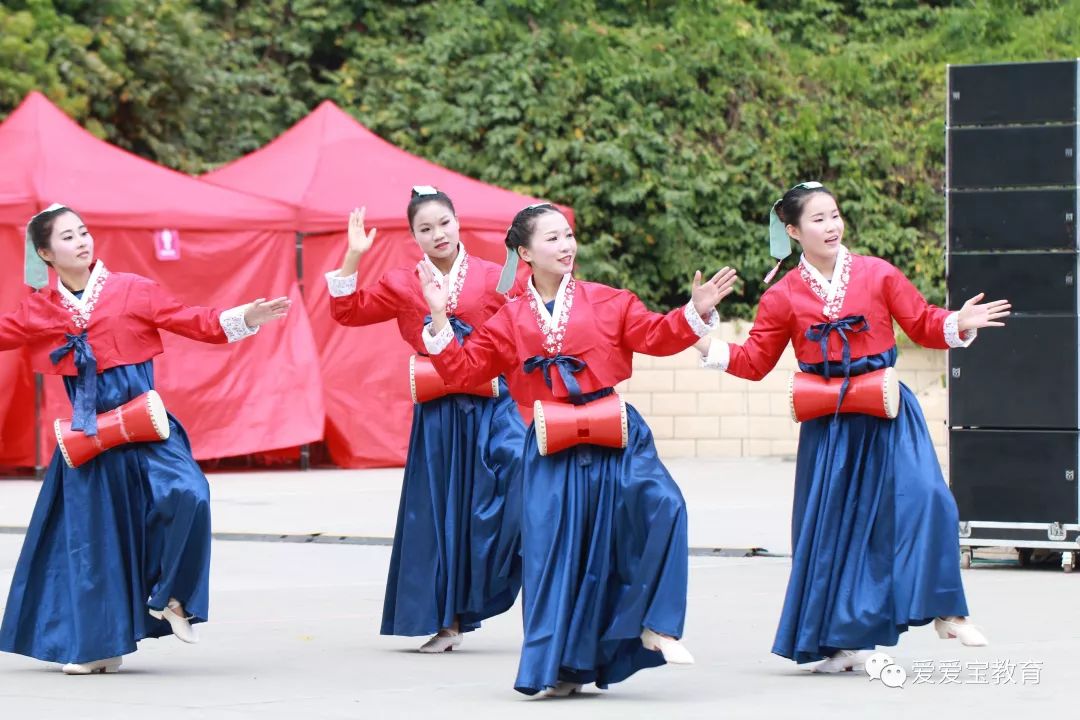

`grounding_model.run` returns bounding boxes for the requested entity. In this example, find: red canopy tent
[205,100,572,467]
[0,92,325,468]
